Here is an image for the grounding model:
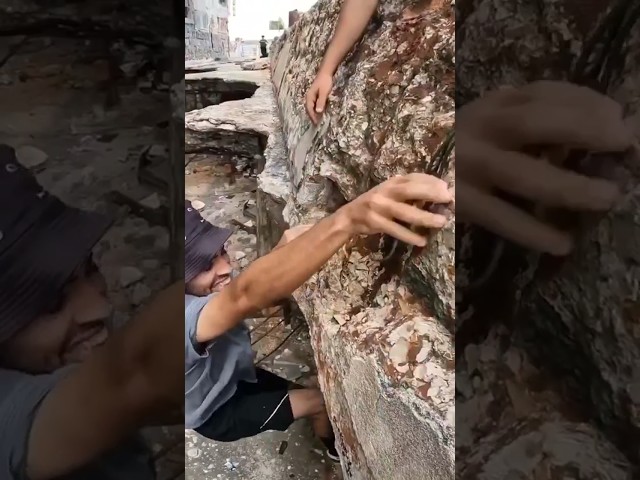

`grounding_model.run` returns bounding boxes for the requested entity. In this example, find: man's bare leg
[289,388,339,460]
